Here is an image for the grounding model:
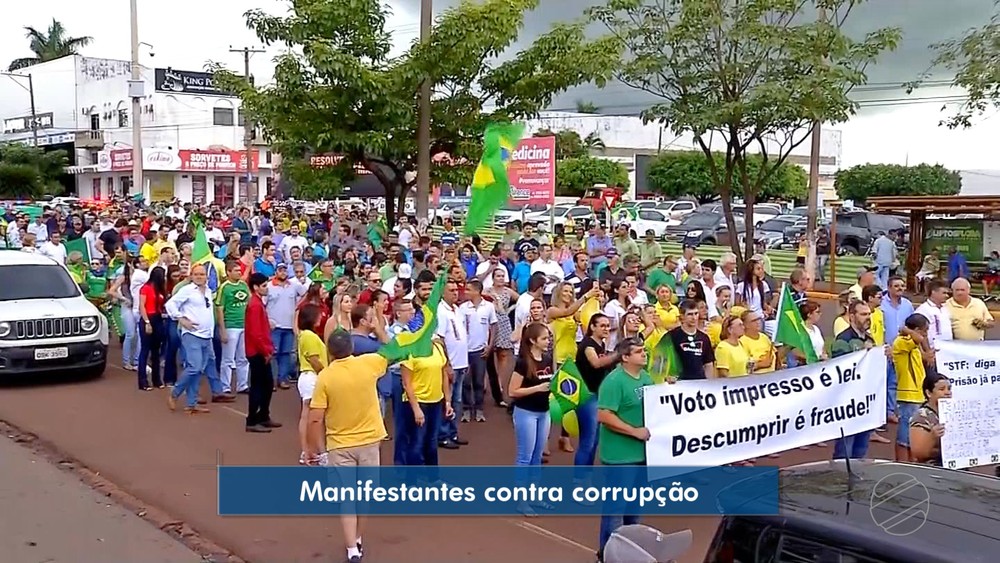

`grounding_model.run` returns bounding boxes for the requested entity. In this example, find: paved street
[0,298,994,563]
[0,433,202,563]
